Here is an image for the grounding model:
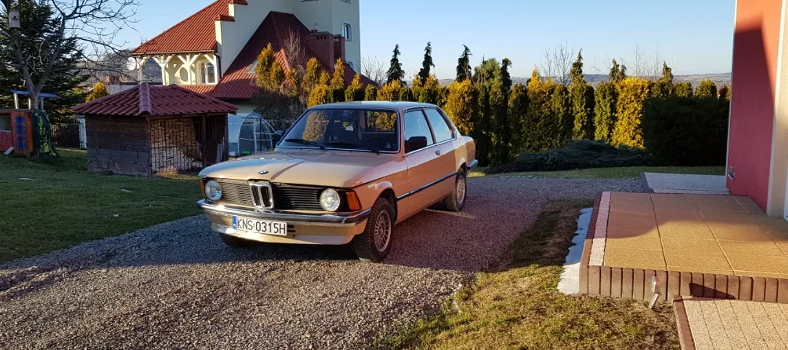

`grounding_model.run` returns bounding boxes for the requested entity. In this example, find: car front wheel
[443,169,467,212]
[353,198,394,262]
